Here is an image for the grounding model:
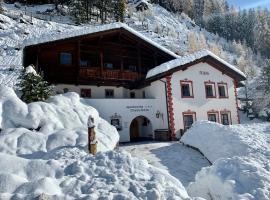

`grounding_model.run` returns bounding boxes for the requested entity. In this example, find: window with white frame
[105,89,114,98]
[80,89,91,98]
[218,83,228,98]
[183,112,196,130]
[220,111,231,125]
[207,112,219,123]
[180,81,194,98]
[205,82,216,98]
